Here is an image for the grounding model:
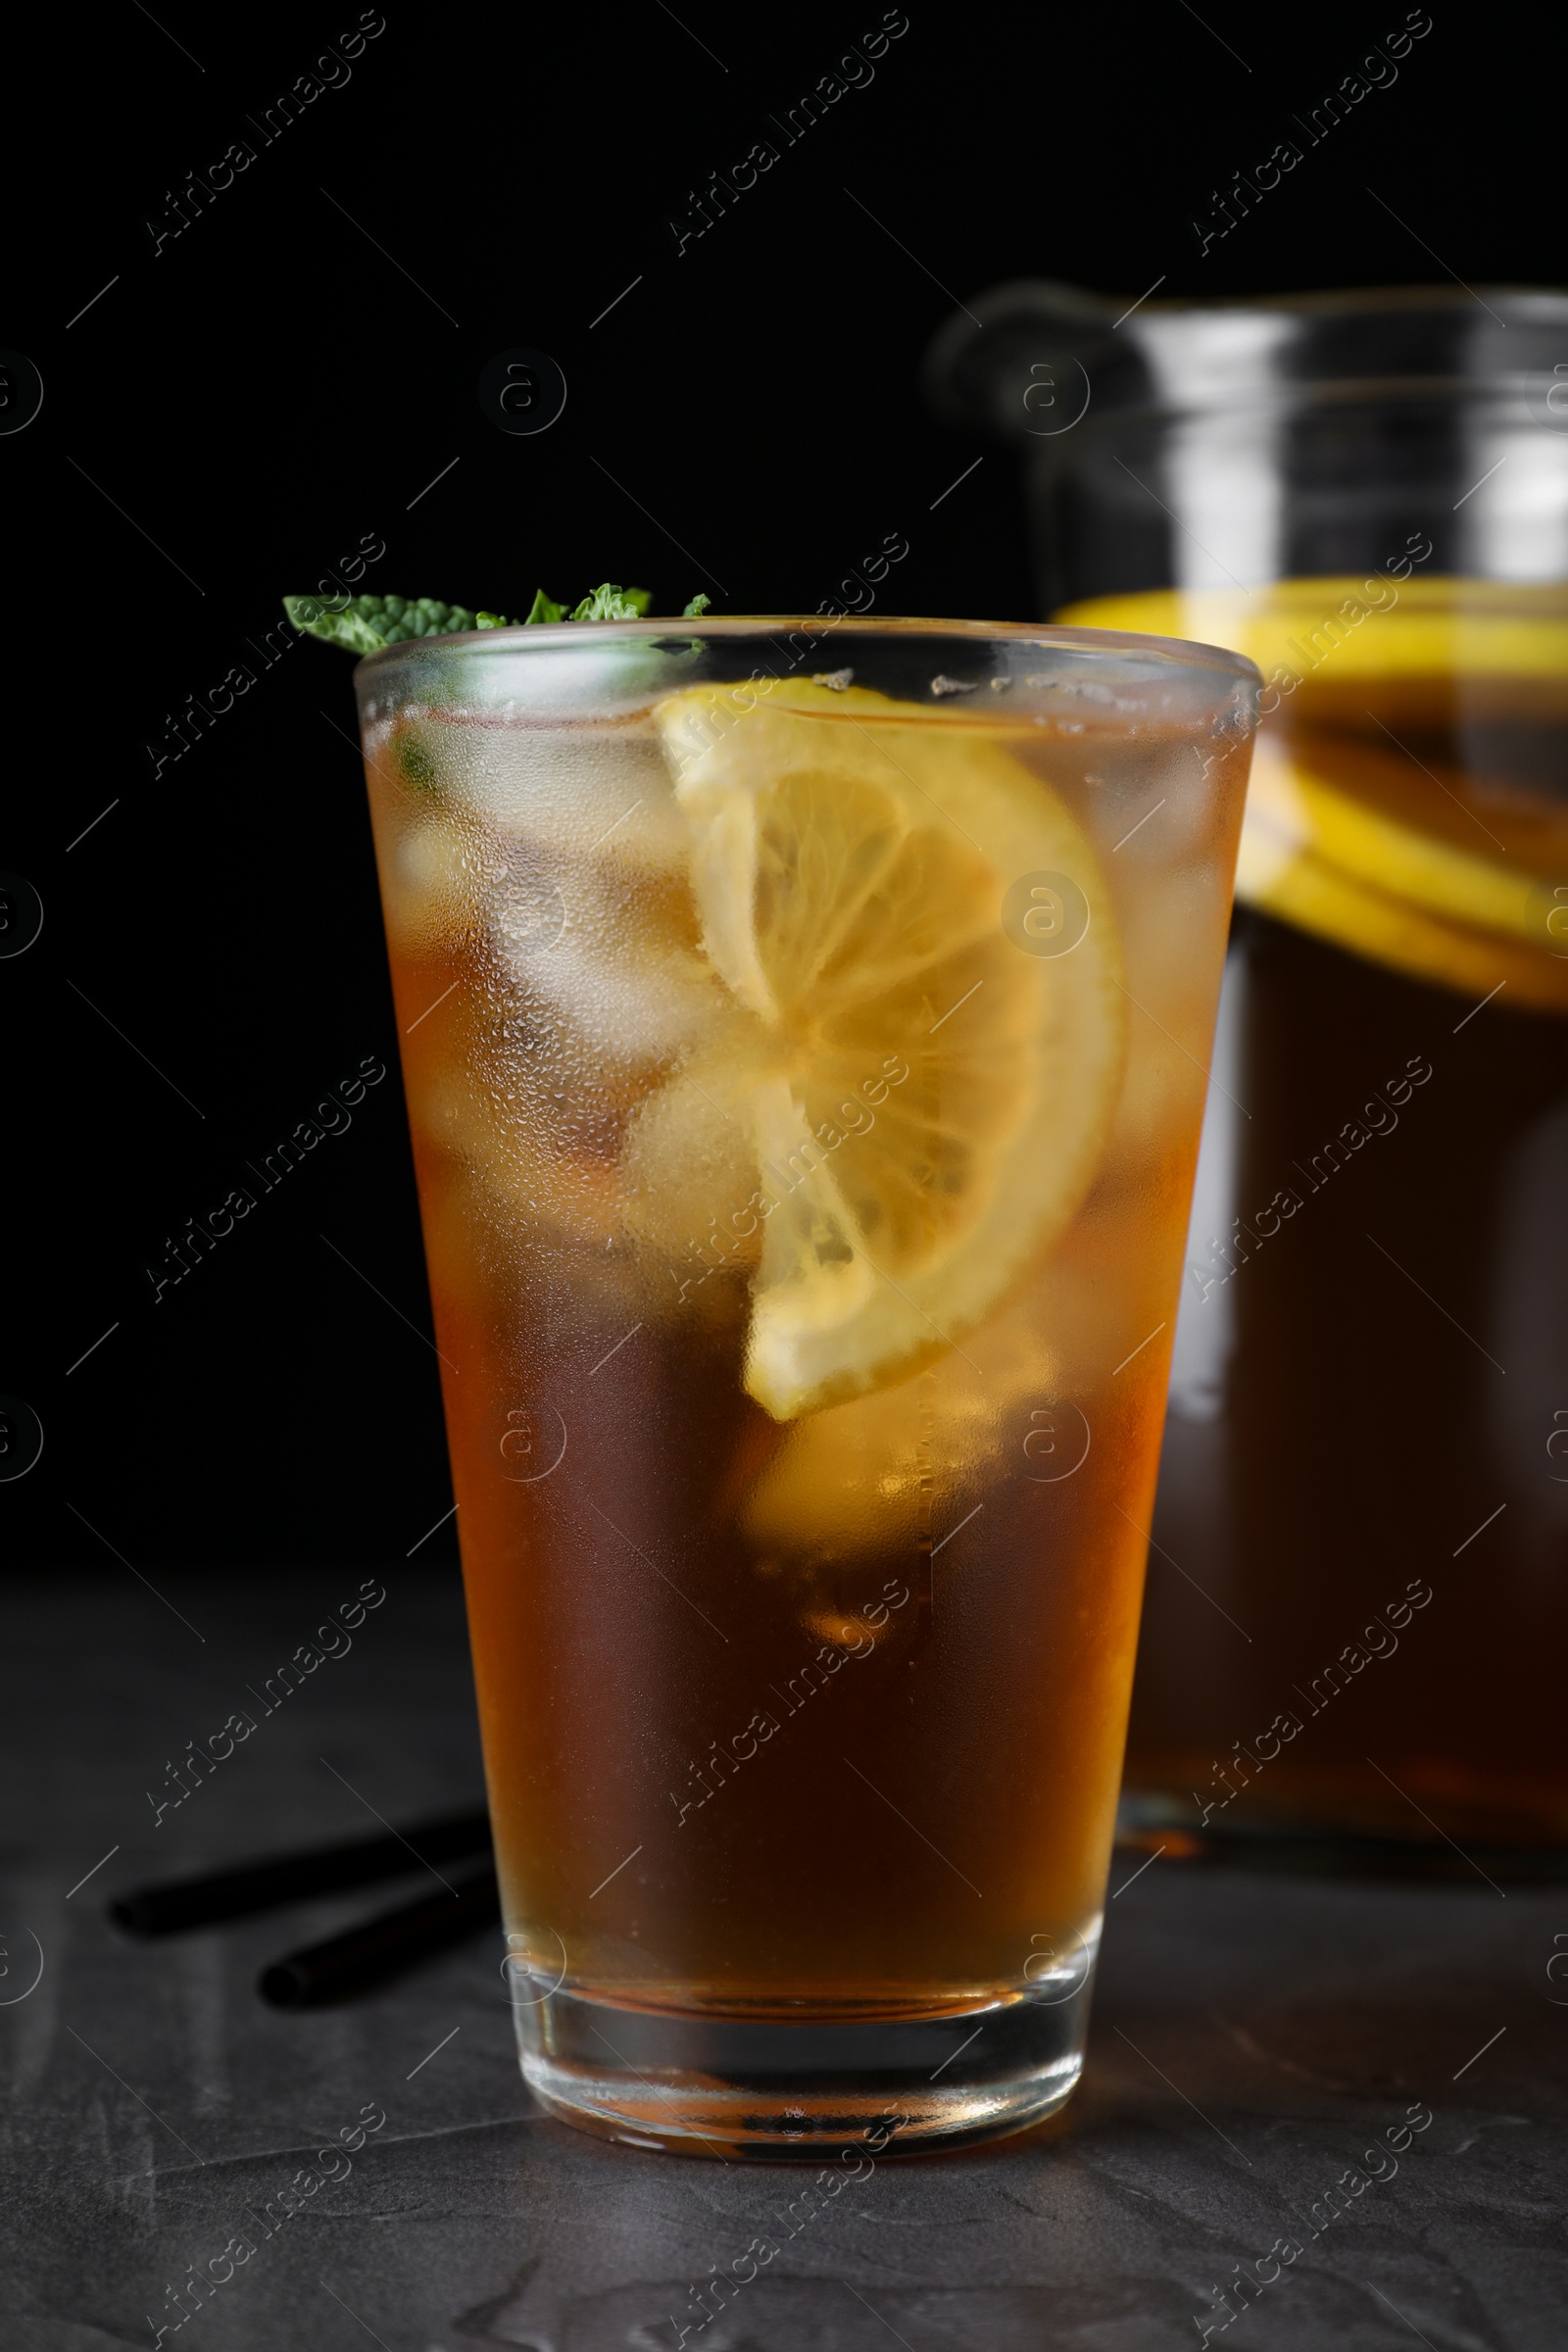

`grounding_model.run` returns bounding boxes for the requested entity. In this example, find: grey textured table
[4,1568,1564,2351]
